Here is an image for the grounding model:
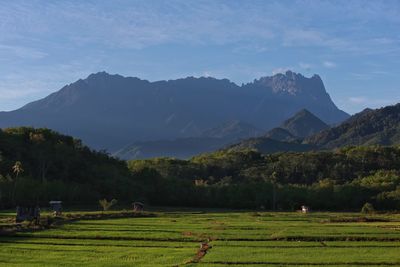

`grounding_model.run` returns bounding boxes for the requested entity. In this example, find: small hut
[301,205,310,213]
[49,201,62,216]
[16,205,40,224]
[132,202,144,212]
